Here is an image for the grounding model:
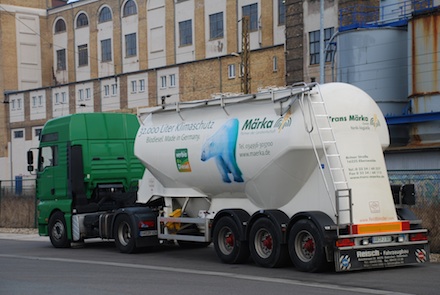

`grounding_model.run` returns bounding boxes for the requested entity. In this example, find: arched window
[54,19,66,33]
[76,13,89,28]
[123,0,137,17]
[99,7,112,23]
